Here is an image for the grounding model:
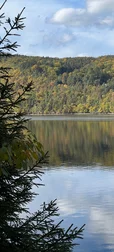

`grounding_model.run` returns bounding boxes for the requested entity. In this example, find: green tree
[0,1,84,252]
